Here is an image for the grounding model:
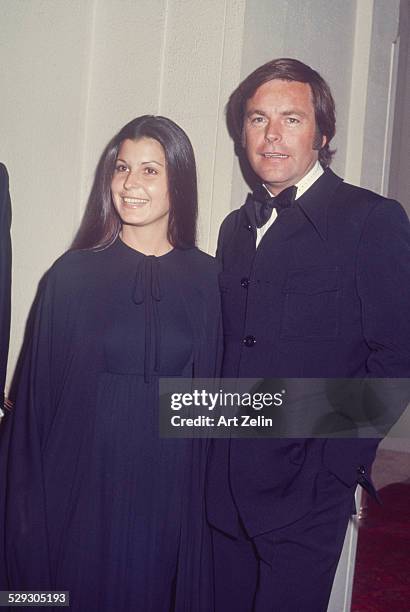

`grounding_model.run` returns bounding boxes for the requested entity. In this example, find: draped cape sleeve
[0,258,80,589]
